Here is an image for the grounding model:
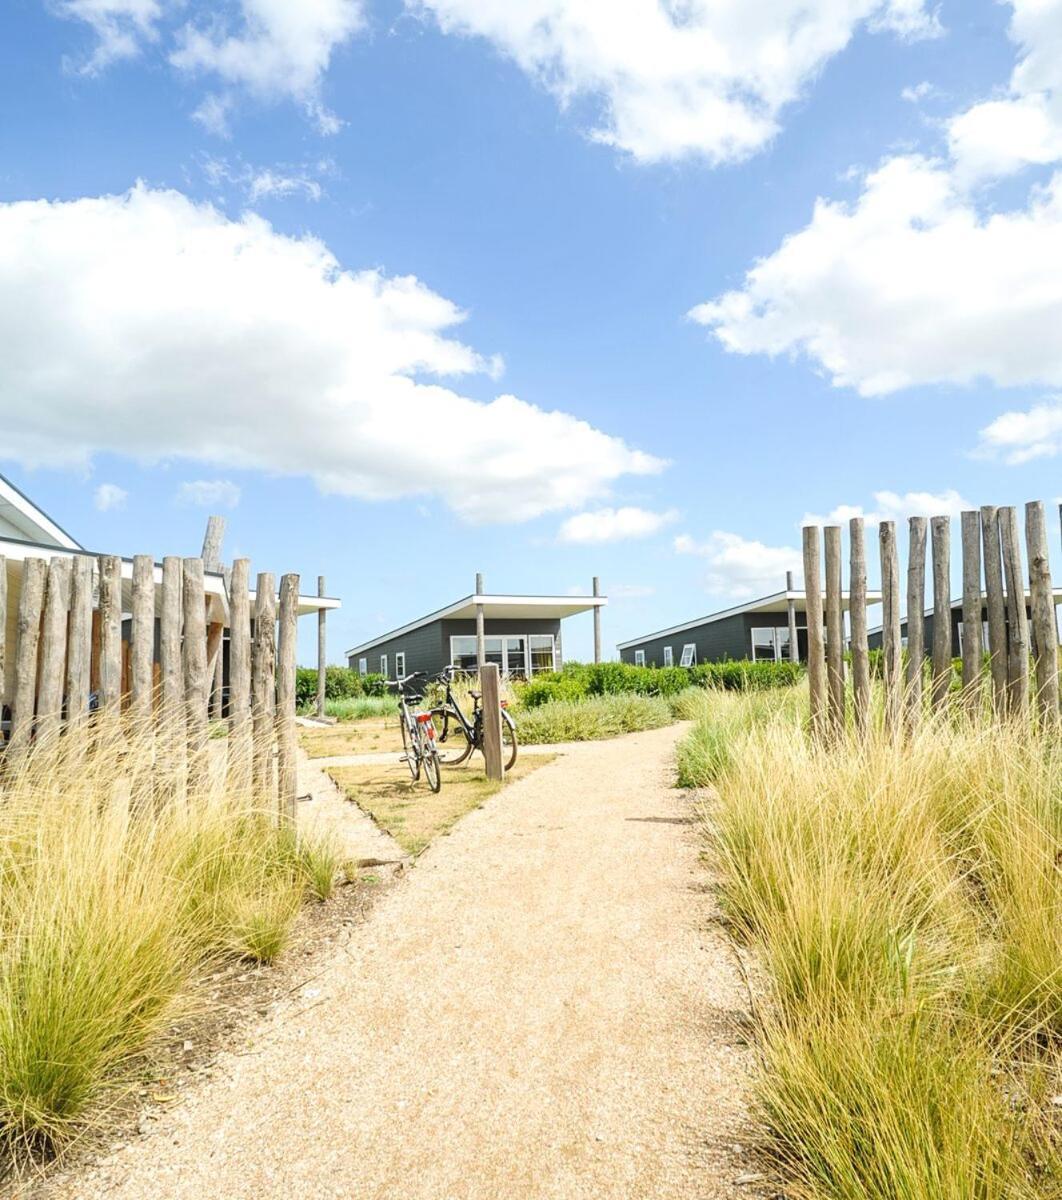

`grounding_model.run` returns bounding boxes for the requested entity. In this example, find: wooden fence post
[0,557,6,715]
[160,556,184,725]
[802,526,826,738]
[317,574,327,718]
[1024,500,1059,722]
[981,506,1008,714]
[824,525,845,736]
[930,516,952,710]
[906,516,927,728]
[848,519,871,733]
[786,569,800,665]
[276,573,299,826]
[36,558,71,744]
[9,557,47,755]
[182,558,208,792]
[480,662,504,780]
[130,555,155,724]
[66,556,94,732]
[475,572,485,671]
[98,555,123,723]
[960,511,983,713]
[251,572,276,802]
[1000,506,1030,717]
[228,558,252,785]
[880,521,903,737]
